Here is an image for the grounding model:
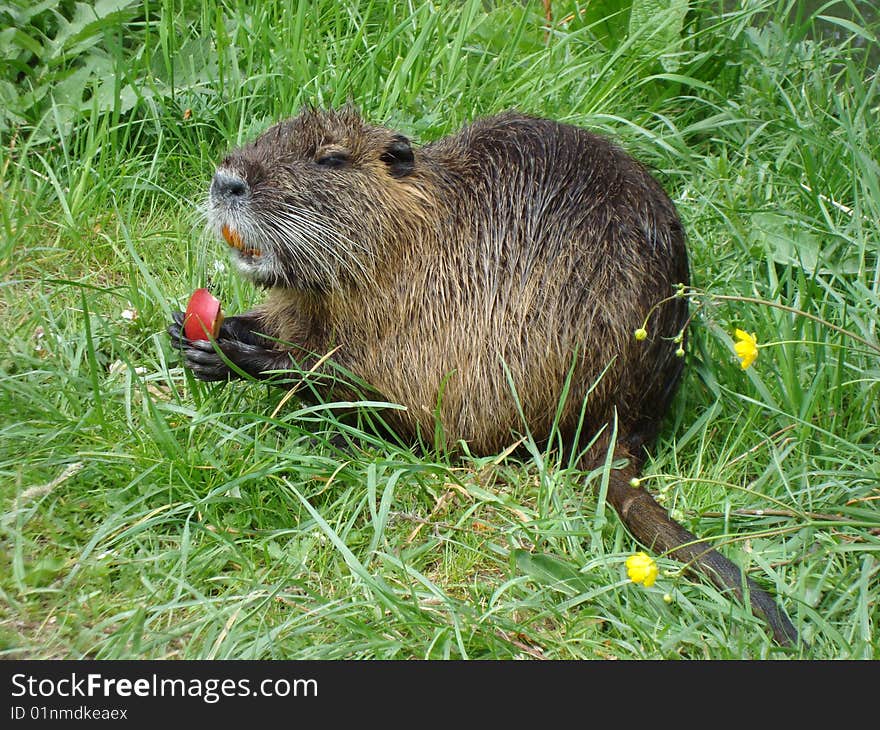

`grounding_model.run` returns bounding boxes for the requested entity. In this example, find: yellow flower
[733,328,758,370]
[634,327,648,341]
[625,552,658,588]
